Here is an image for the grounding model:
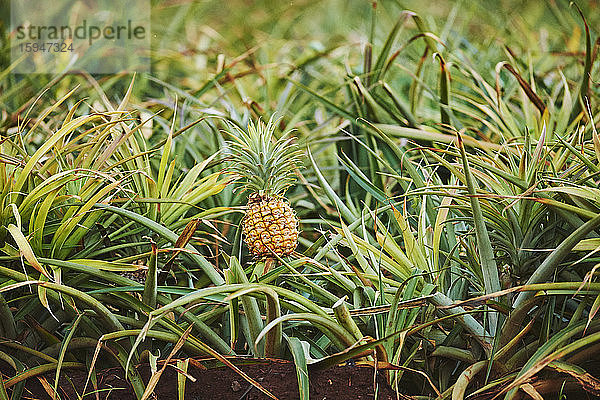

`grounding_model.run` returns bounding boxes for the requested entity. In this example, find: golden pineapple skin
[242,195,298,257]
